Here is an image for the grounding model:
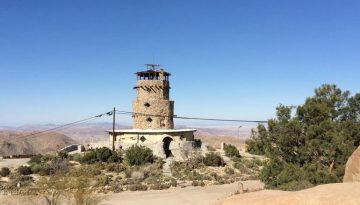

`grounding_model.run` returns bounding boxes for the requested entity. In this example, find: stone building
[108,64,196,160]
